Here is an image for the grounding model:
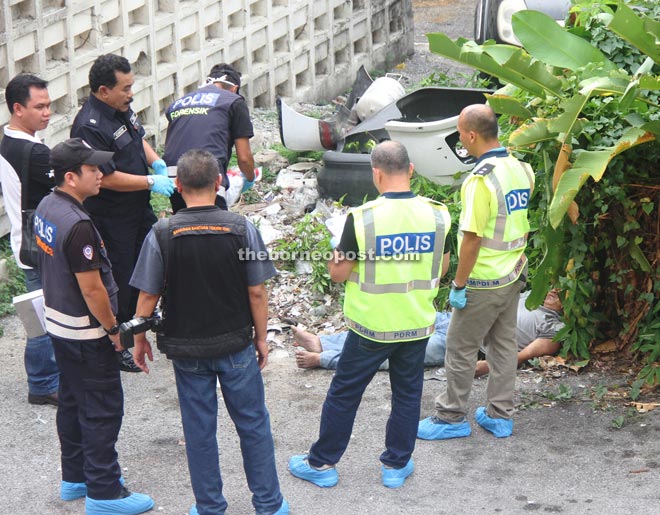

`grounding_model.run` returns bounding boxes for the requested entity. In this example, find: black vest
[35,190,118,341]
[157,206,253,359]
